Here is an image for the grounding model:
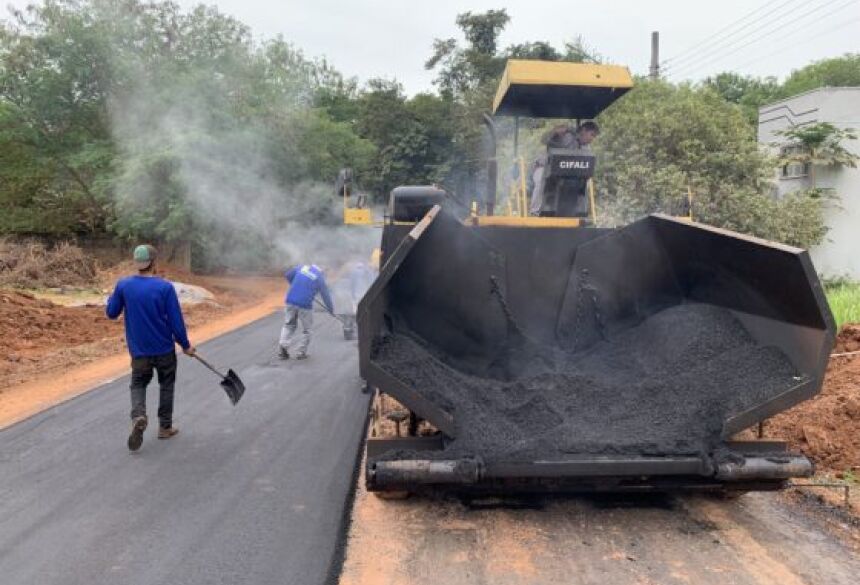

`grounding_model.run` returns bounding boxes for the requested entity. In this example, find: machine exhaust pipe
[370,459,482,488]
[715,456,813,481]
[482,113,497,216]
